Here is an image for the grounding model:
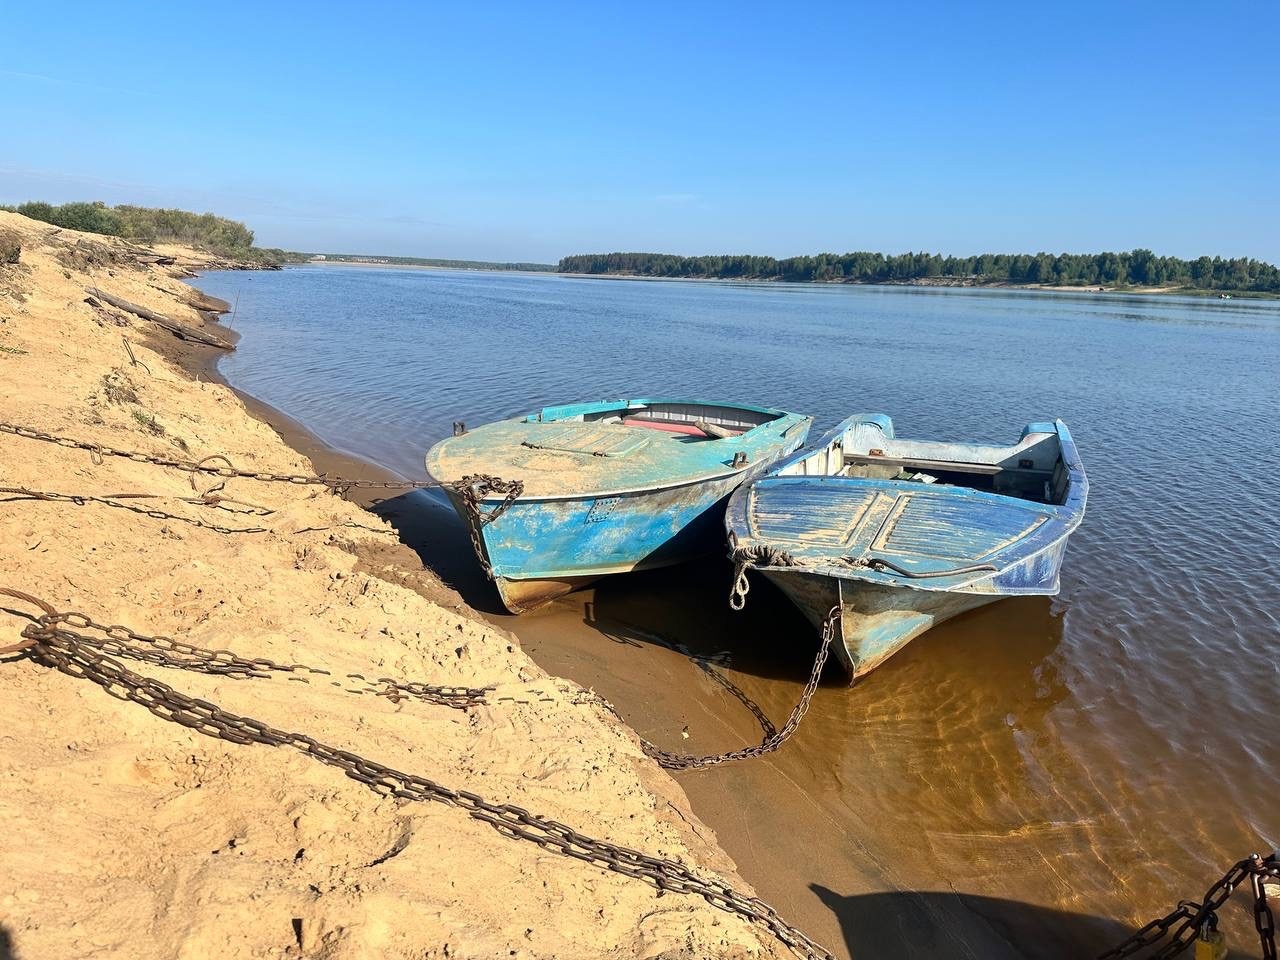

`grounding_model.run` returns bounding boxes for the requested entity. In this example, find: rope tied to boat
[0,587,837,960]
[727,543,796,611]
